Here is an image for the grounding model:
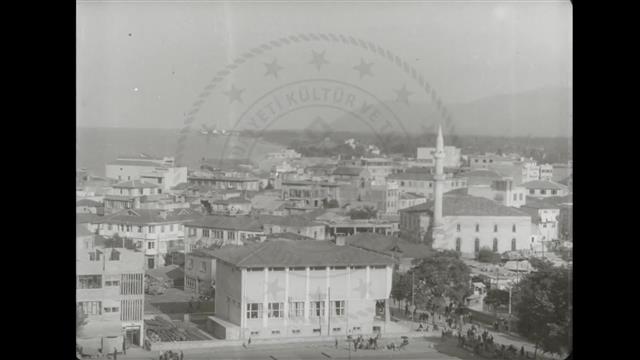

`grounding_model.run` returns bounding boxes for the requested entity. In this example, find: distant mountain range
[267,86,571,138]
